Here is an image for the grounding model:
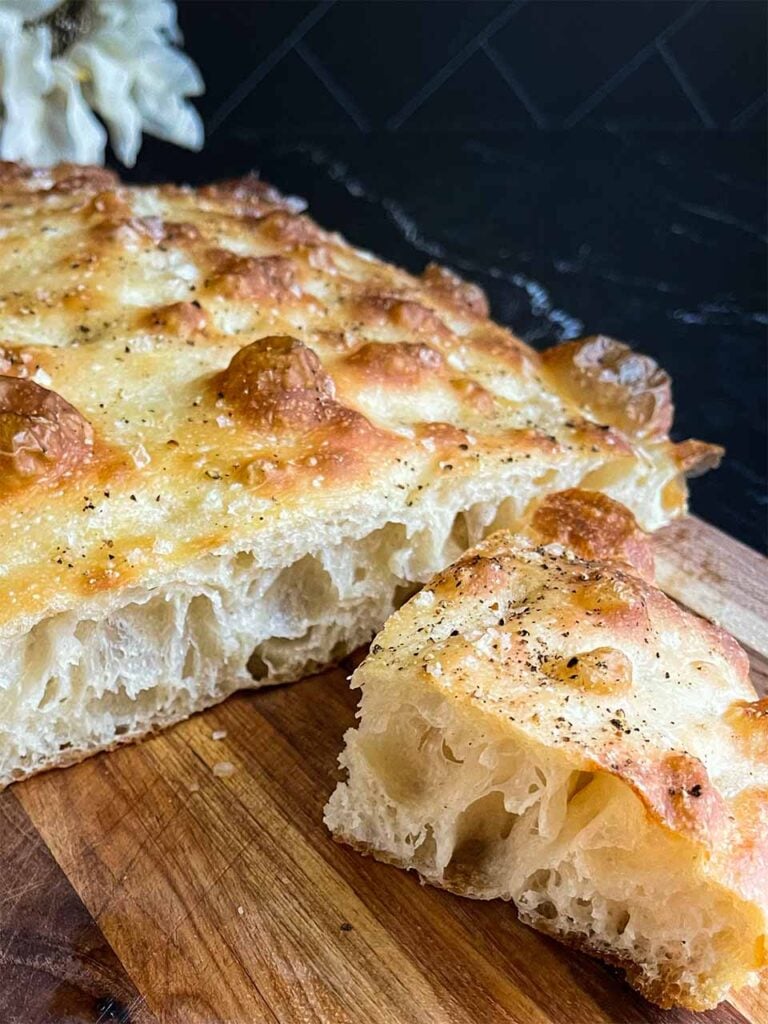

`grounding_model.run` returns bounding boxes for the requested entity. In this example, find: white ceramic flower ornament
[0,0,204,166]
